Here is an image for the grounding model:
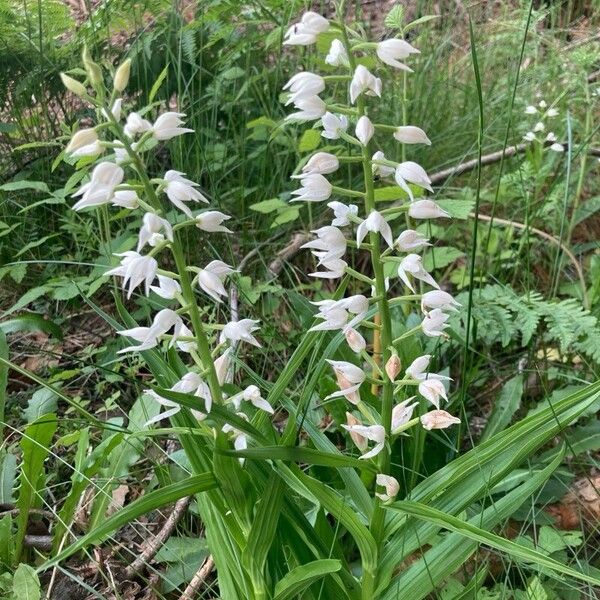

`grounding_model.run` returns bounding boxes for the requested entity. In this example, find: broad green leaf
[0,515,13,565]
[422,246,465,271]
[42,472,218,569]
[12,564,41,600]
[404,14,440,32]
[436,198,474,219]
[23,388,58,423]
[0,329,7,438]
[481,374,523,441]
[1,285,52,318]
[386,500,600,587]
[384,5,404,29]
[274,559,342,600]
[0,451,16,503]
[271,206,300,227]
